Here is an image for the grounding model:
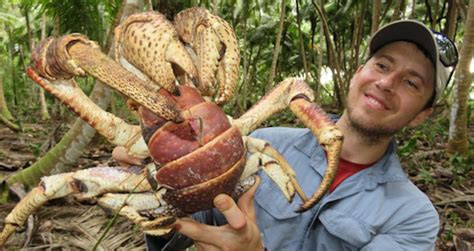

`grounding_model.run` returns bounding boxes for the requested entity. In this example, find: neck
[335,113,393,165]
